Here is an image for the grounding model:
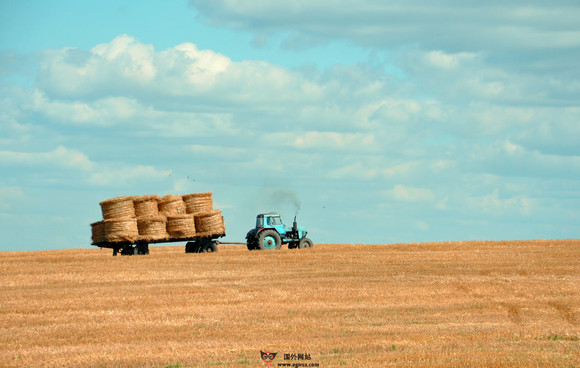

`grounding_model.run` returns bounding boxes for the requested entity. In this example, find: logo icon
[260,351,278,367]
